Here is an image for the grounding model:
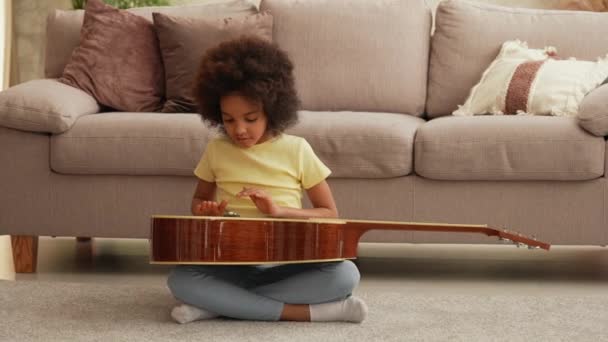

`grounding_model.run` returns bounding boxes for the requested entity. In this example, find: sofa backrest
[427,0,608,118]
[44,0,260,79]
[260,0,431,116]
